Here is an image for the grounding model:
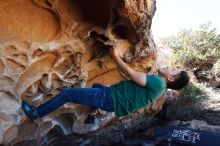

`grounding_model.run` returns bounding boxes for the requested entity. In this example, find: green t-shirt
[110,74,166,117]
